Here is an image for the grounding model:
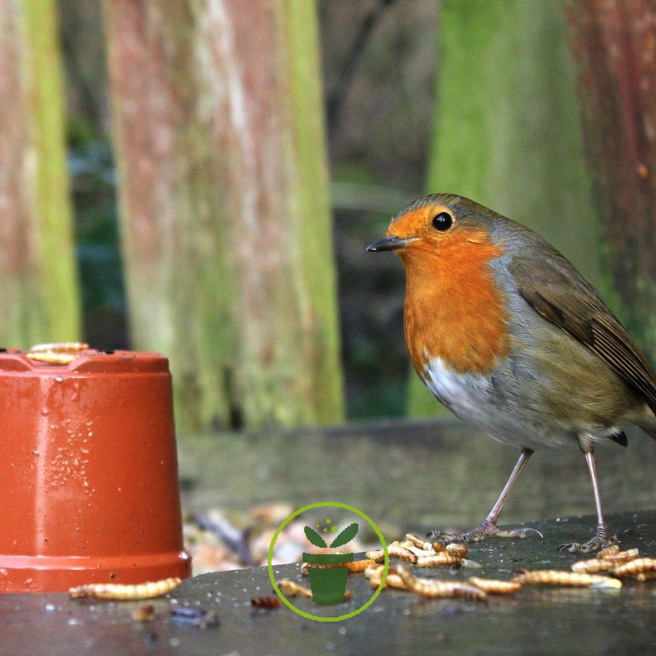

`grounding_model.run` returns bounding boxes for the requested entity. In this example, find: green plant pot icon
[302,552,354,605]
